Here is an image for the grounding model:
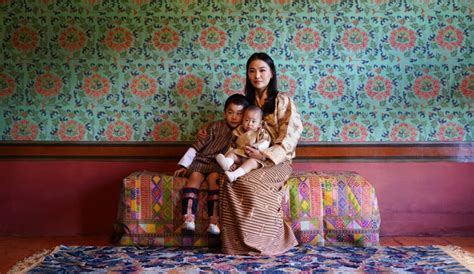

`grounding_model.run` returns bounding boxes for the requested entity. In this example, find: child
[216,105,271,183]
[174,94,249,235]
